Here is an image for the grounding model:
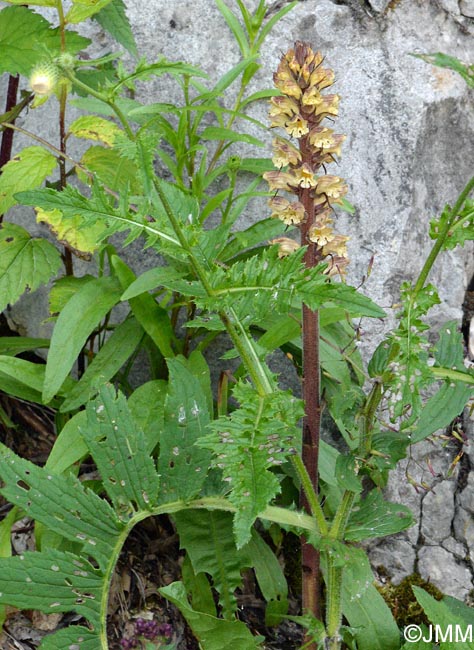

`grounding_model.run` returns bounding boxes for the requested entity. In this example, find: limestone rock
[460,0,474,17]
[418,546,473,598]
